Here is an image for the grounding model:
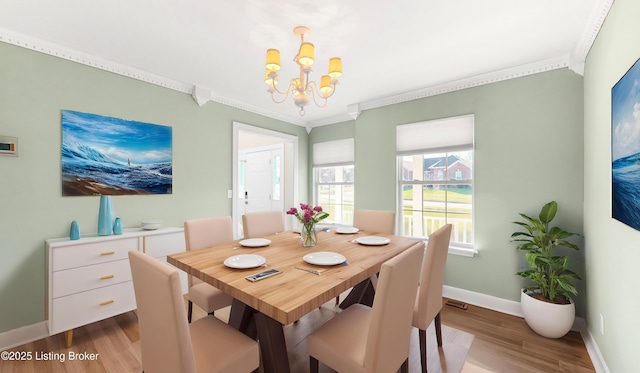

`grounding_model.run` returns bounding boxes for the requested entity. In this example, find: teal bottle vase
[69,220,80,240]
[113,217,123,235]
[98,196,113,236]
